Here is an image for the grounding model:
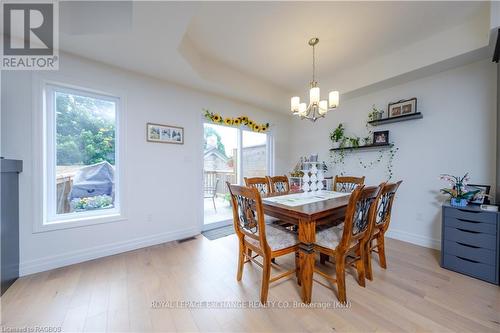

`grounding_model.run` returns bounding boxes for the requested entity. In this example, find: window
[43,84,122,226]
